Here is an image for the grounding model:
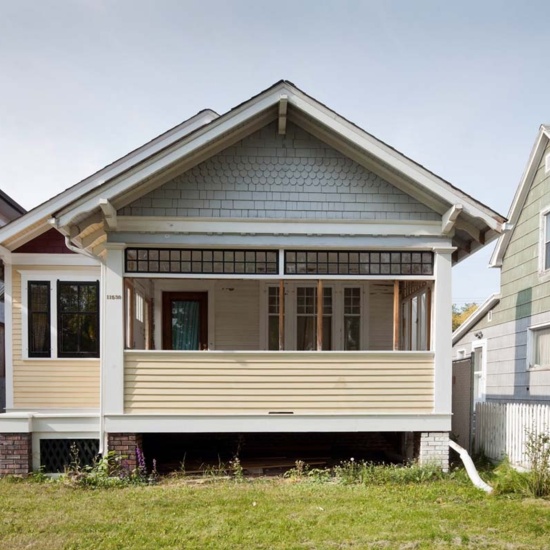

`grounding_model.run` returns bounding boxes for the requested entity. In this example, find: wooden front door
[162,292,208,350]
